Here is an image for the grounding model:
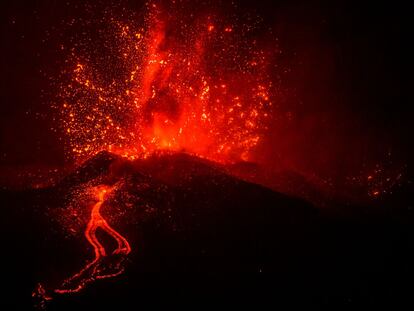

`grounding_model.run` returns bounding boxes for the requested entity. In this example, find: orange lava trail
[54,185,131,294]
